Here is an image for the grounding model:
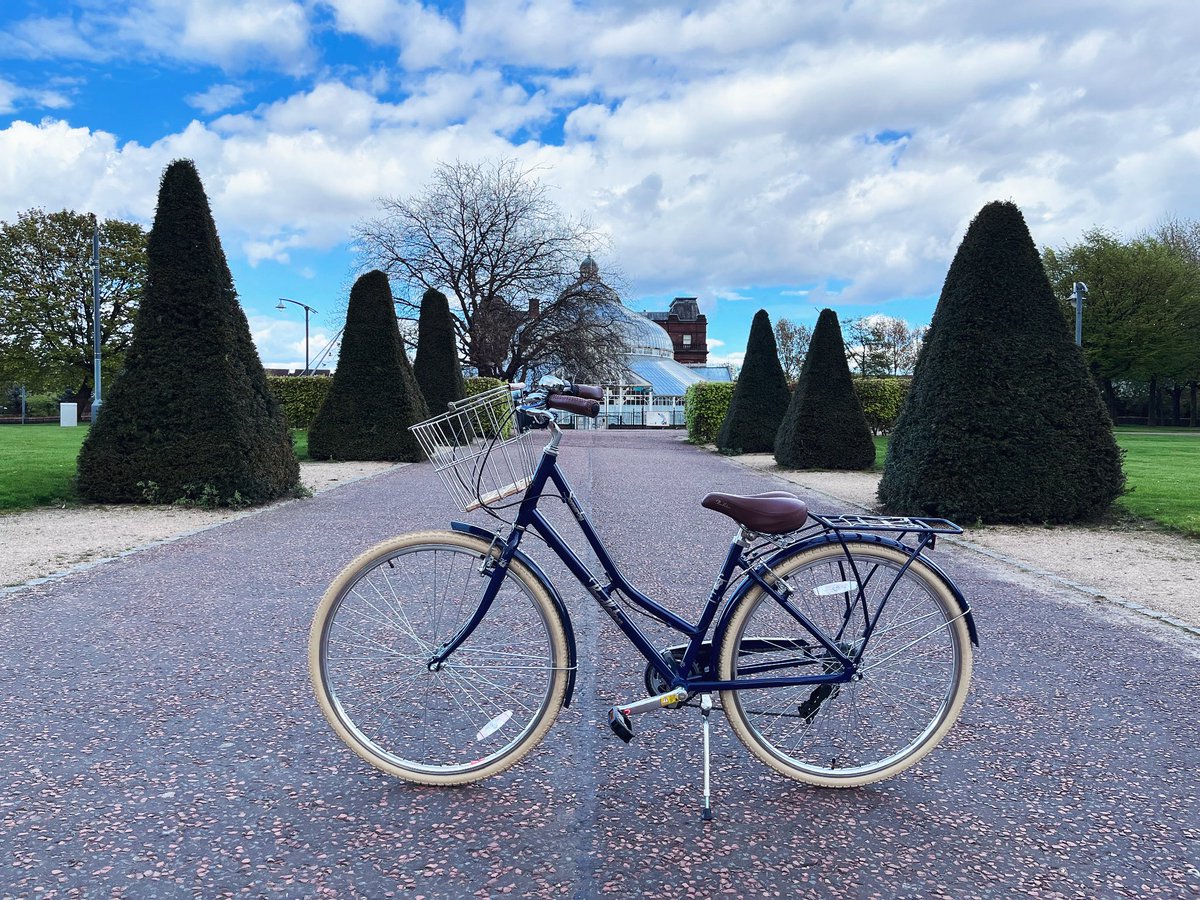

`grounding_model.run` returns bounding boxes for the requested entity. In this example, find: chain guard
[643,644,710,706]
